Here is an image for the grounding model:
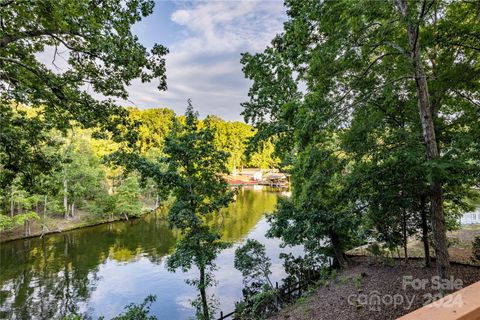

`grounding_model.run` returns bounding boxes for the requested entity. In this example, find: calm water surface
[0,187,301,319]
